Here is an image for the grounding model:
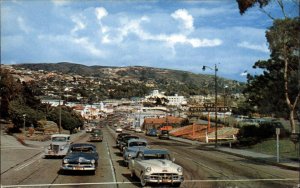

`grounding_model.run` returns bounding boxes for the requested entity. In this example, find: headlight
[91,159,95,164]
[63,159,69,164]
[177,167,183,172]
[60,146,65,150]
[145,167,151,172]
